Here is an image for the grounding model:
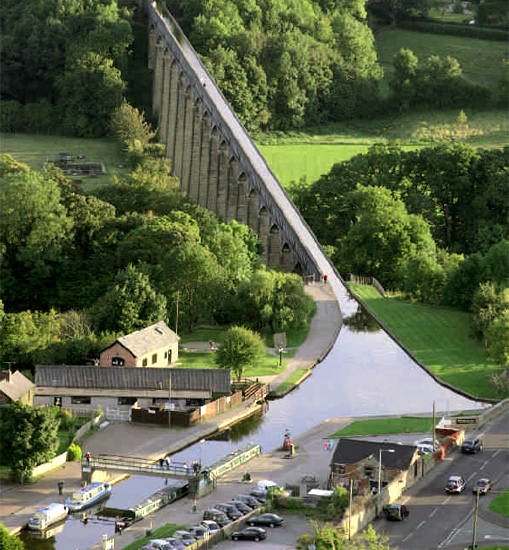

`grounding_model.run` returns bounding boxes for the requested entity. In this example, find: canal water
[22,278,486,548]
